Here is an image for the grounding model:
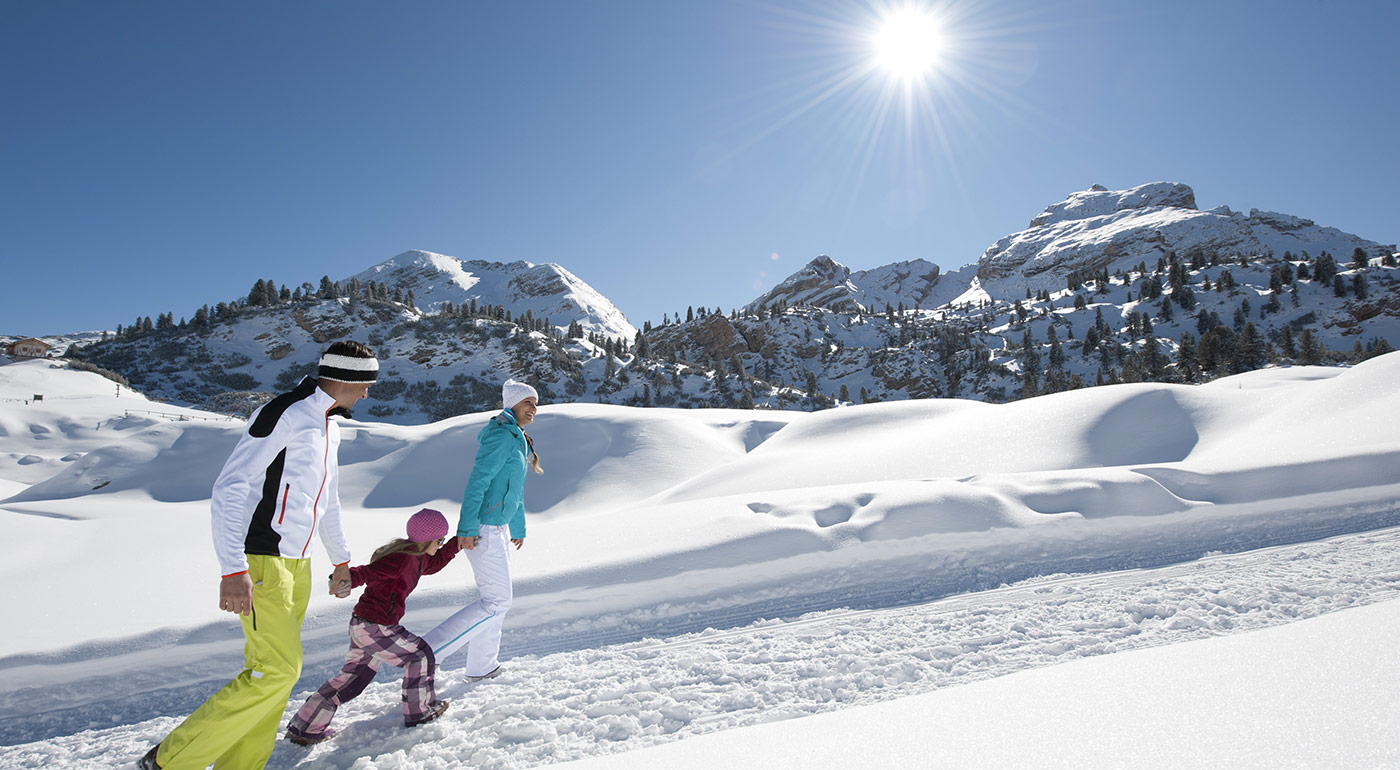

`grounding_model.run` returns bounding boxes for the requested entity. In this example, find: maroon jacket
[349,538,461,625]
